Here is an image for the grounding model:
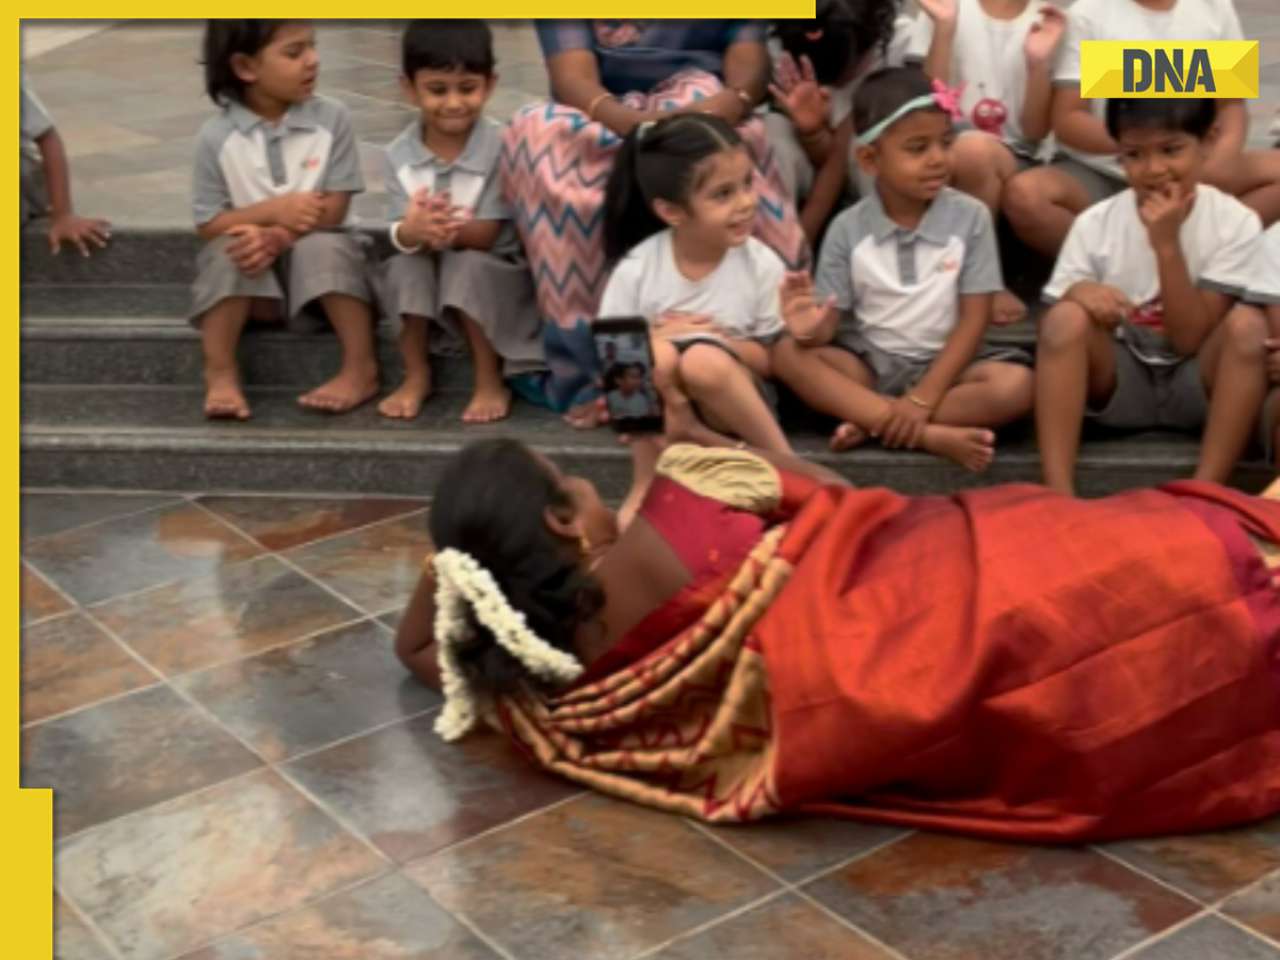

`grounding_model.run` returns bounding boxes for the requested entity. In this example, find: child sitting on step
[599,113,794,454]
[905,0,1069,326]
[773,67,1034,473]
[1245,224,1280,465]
[1035,98,1264,496]
[190,20,378,421]
[376,20,542,423]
